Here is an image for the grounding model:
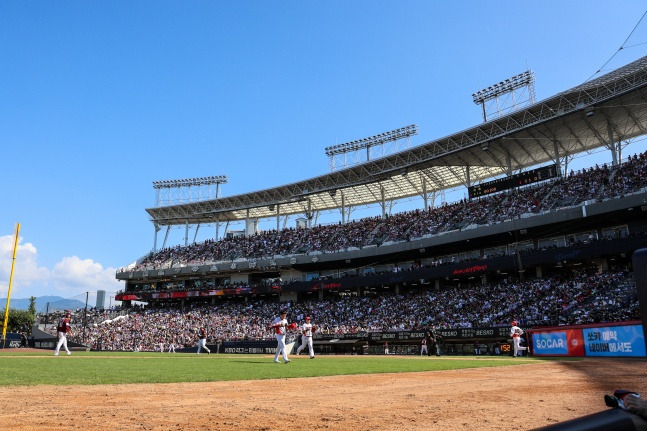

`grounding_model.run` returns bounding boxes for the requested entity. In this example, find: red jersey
[57,318,71,333]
